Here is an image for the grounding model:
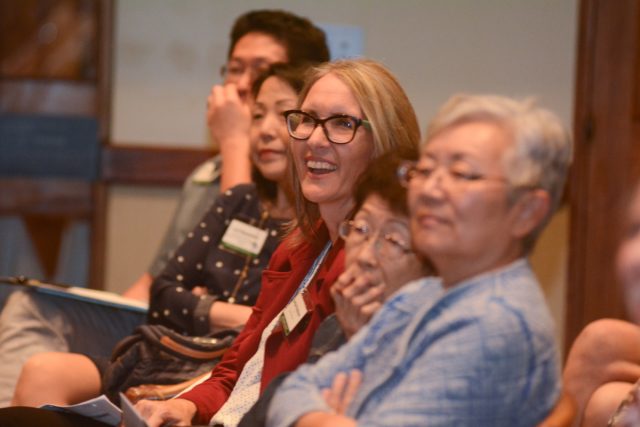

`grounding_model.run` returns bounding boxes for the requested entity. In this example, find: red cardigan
[180,229,345,424]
